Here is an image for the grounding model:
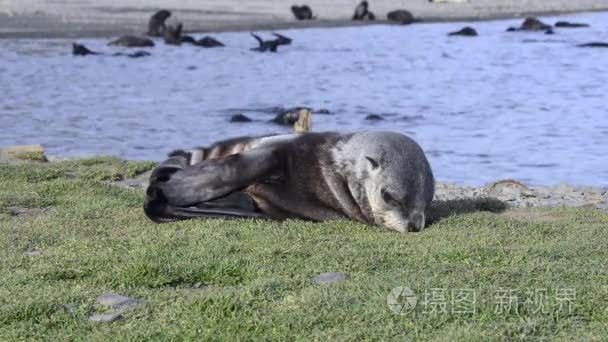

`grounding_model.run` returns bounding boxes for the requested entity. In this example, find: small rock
[187,65,197,70]
[62,303,76,314]
[365,114,384,121]
[26,249,42,257]
[89,313,123,322]
[230,114,253,123]
[96,293,141,311]
[192,282,203,289]
[313,272,346,284]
